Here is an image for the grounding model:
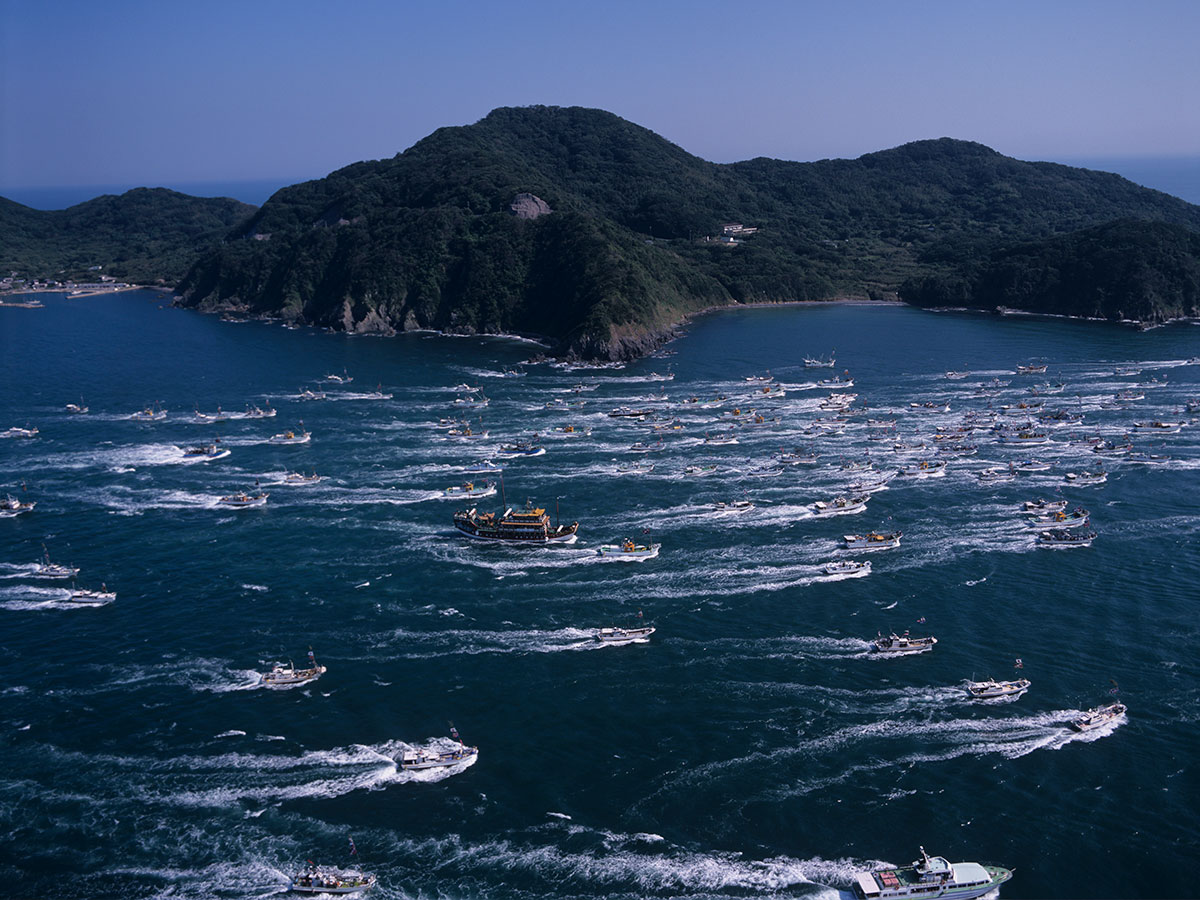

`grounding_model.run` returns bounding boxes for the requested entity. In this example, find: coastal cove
[1,292,1198,899]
